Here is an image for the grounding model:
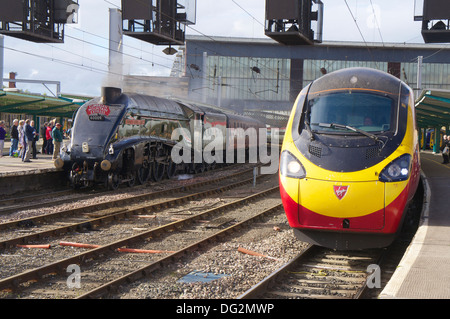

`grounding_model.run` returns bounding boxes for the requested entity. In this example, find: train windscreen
[308,92,394,134]
[71,102,126,148]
